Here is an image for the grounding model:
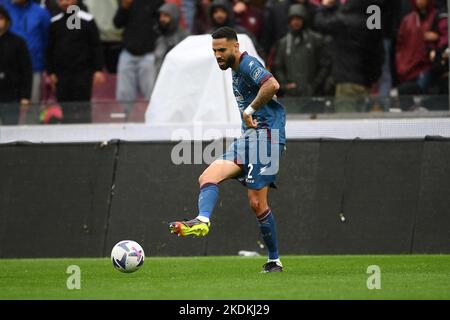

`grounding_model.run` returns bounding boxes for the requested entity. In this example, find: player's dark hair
[211,27,238,41]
